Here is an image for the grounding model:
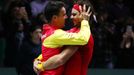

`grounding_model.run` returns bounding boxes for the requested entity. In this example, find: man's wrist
[81,20,90,27]
[37,62,45,71]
